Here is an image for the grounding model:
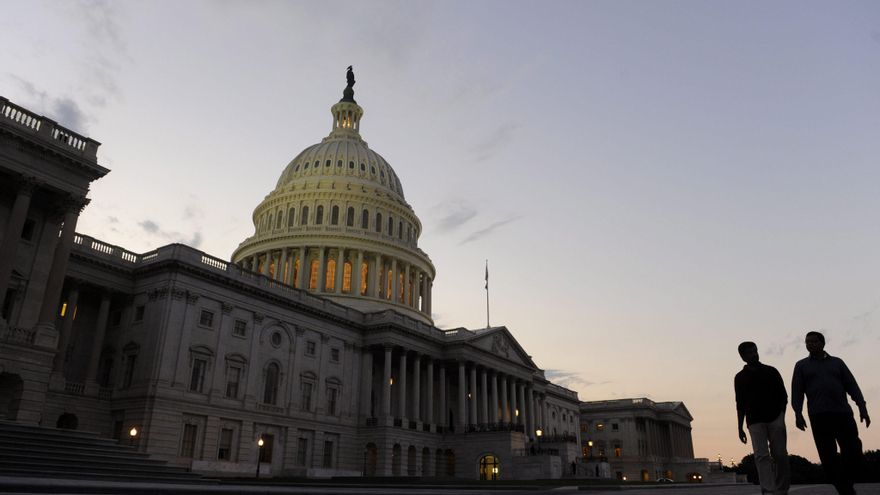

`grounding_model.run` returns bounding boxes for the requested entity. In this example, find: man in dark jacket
[793,331,870,495]
[735,341,790,495]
